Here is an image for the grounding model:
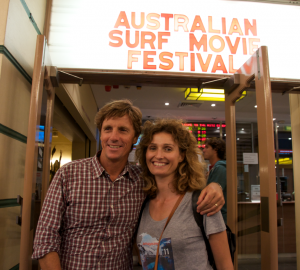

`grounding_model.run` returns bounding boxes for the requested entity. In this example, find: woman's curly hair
[135,119,206,198]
